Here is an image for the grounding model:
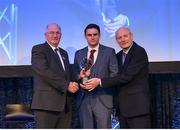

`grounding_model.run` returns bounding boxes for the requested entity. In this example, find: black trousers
[34,109,72,128]
[119,114,151,128]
